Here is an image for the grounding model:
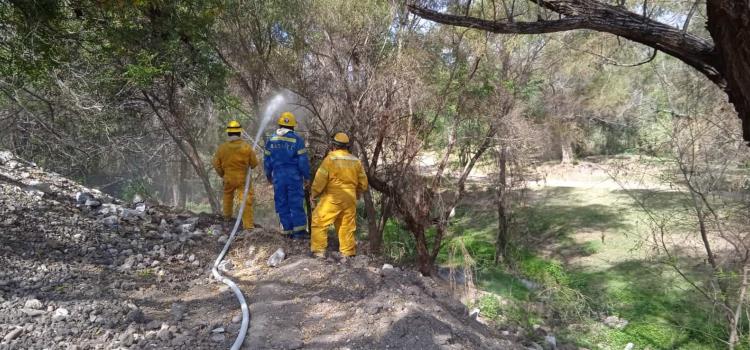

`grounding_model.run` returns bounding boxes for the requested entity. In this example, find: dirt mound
[0,150,519,349]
